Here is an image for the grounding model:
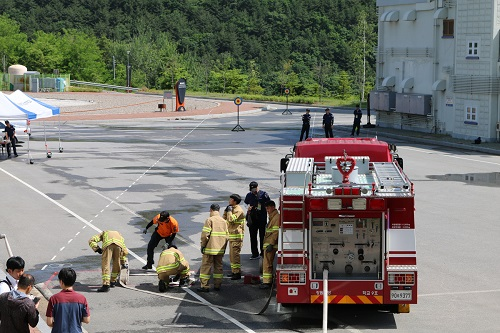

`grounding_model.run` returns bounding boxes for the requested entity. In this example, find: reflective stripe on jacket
[156,248,189,276]
[89,230,129,261]
[223,205,245,242]
[201,211,228,255]
[263,209,280,250]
